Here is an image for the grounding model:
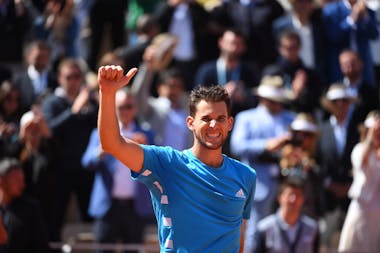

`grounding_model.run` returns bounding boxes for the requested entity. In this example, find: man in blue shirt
[97,65,256,252]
